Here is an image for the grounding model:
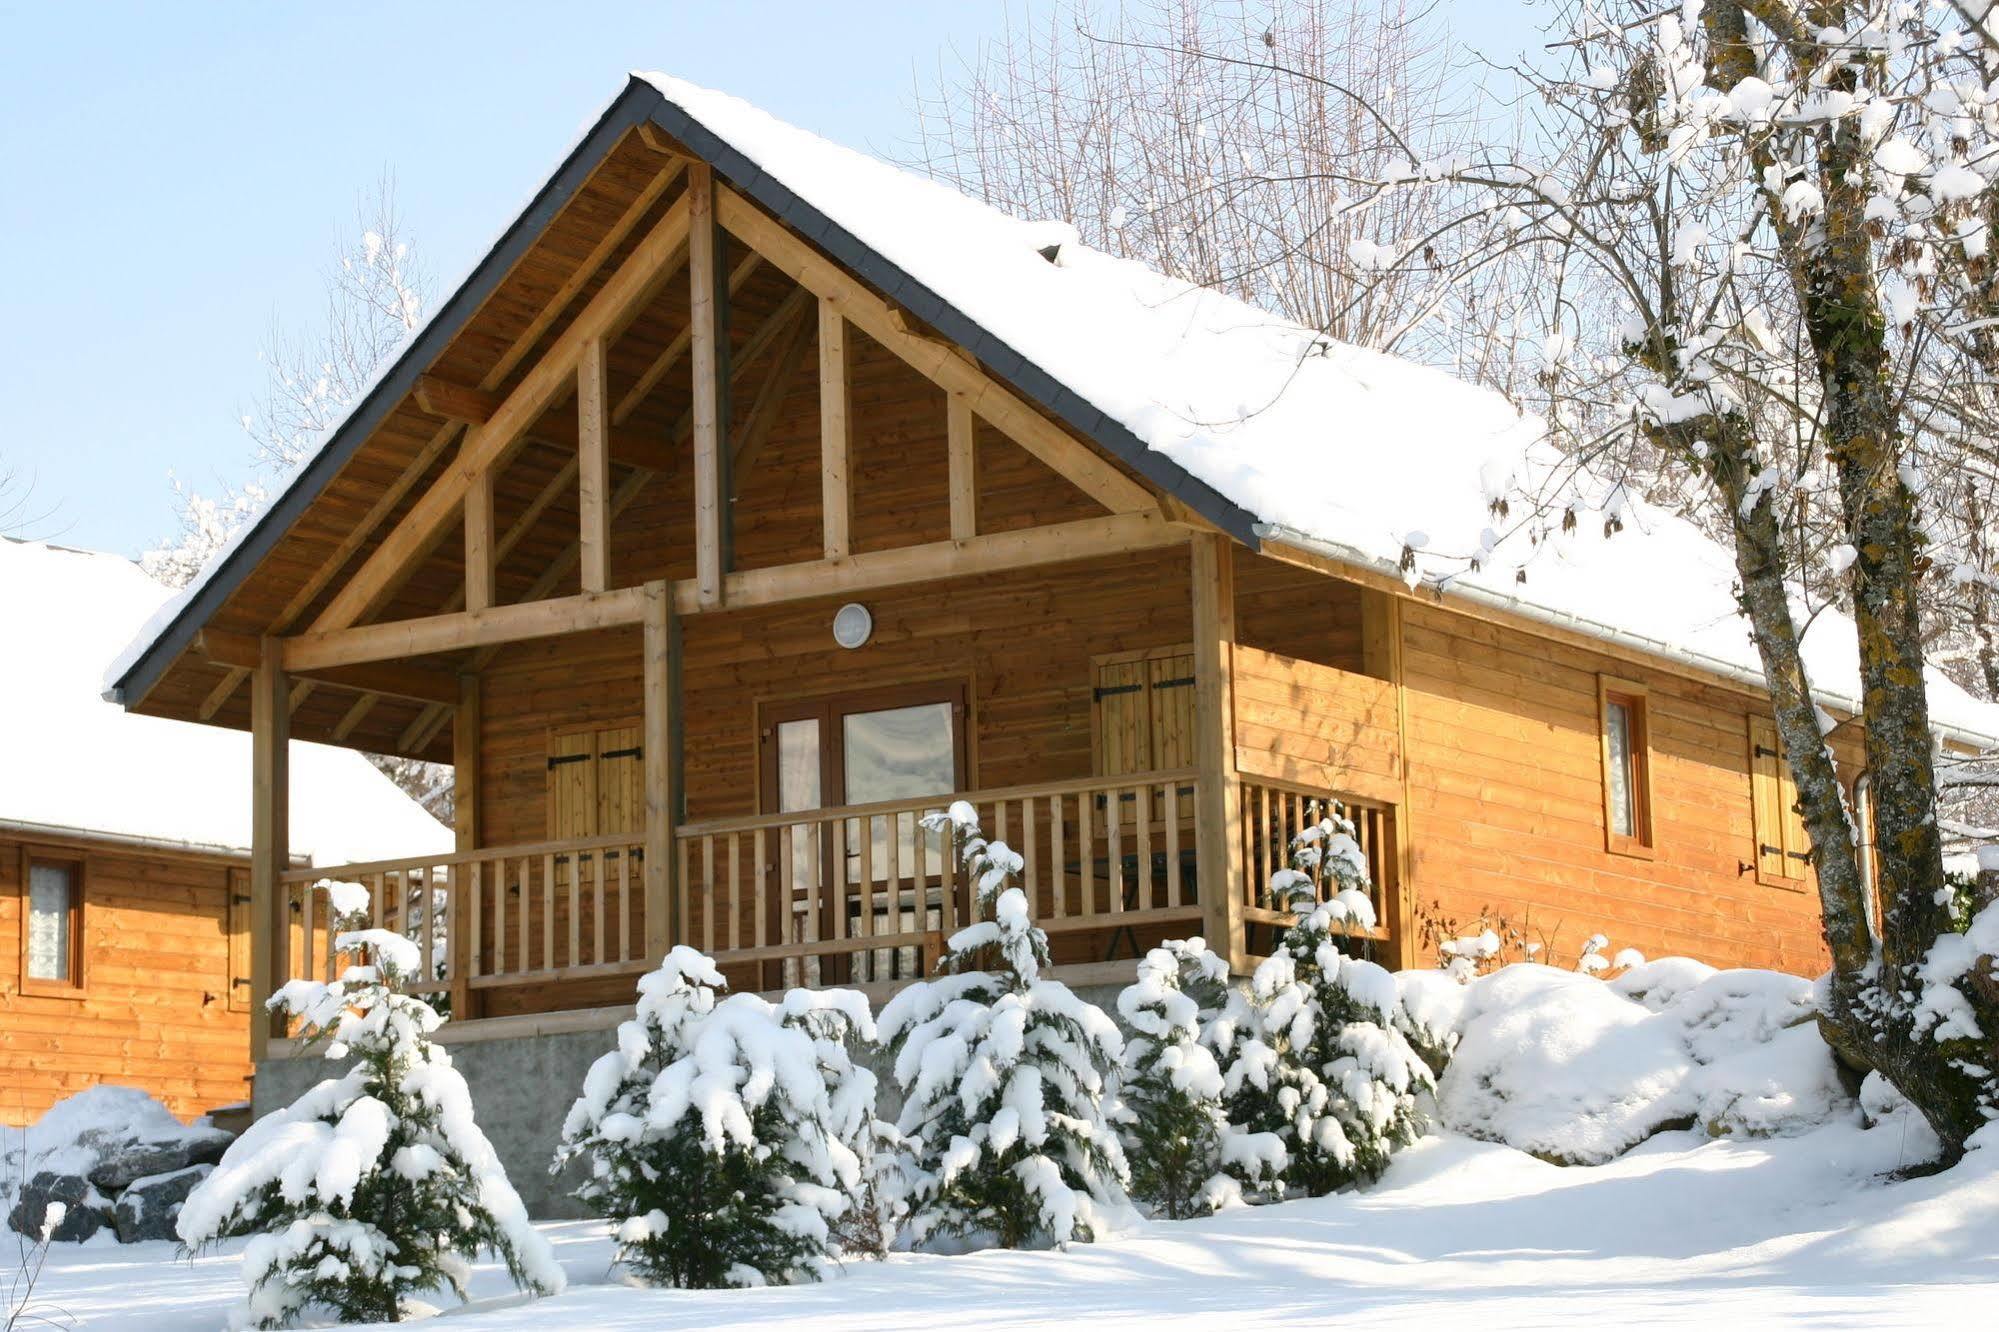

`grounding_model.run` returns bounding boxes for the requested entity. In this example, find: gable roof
[105,73,1999,747]
[9,538,450,864]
